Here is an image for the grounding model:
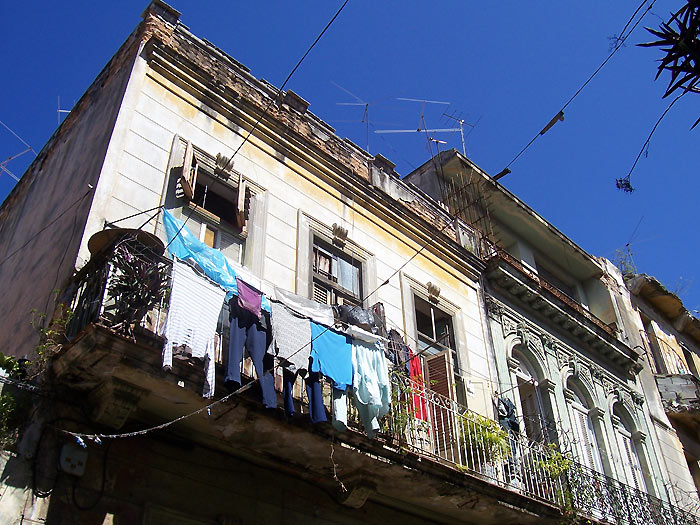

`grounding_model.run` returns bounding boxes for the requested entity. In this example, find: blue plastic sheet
[162,209,270,311]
